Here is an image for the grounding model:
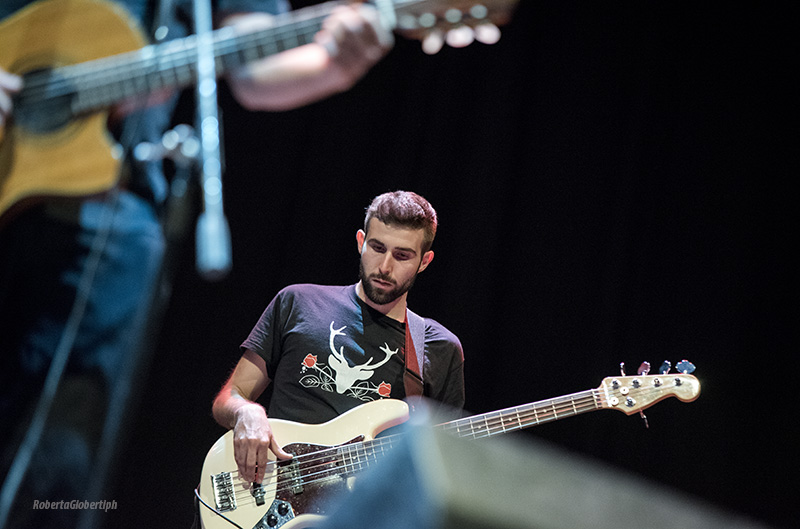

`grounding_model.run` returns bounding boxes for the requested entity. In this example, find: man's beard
[359,261,418,306]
